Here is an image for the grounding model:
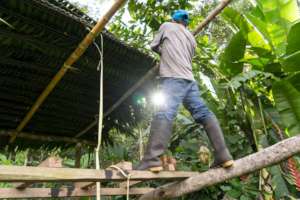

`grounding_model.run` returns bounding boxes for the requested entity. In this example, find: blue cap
[172,10,189,25]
